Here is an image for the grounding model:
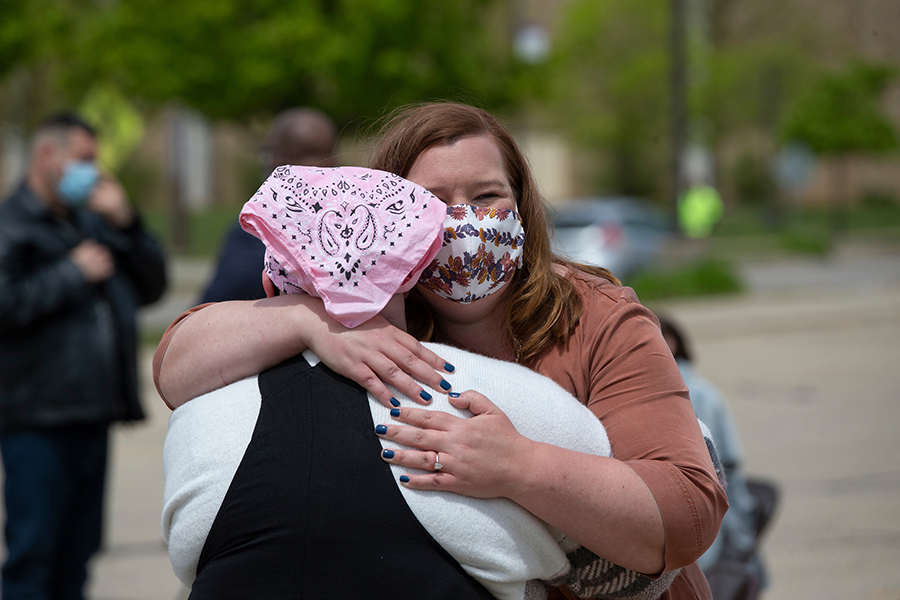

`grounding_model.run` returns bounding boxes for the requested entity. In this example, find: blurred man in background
[198,107,338,303]
[0,113,167,600]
